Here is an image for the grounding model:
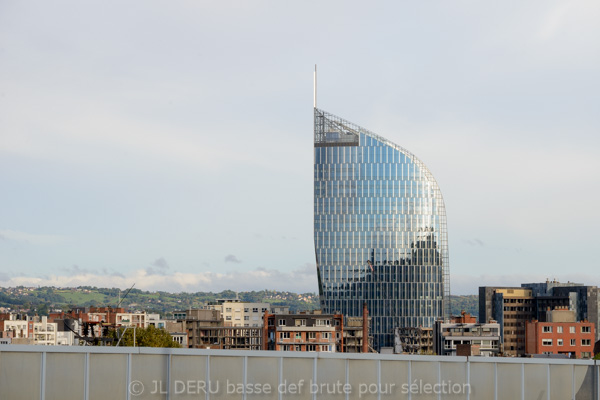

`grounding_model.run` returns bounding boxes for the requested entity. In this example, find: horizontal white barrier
[0,345,597,400]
